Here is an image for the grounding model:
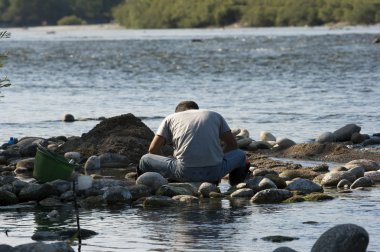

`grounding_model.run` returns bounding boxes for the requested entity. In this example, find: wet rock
[245,176,264,191]
[333,124,361,142]
[344,159,379,172]
[350,177,373,189]
[12,179,29,194]
[172,195,199,204]
[49,179,72,194]
[264,174,287,189]
[63,113,75,122]
[316,132,336,143]
[262,235,299,242]
[171,183,198,195]
[258,177,277,190]
[135,172,168,193]
[0,244,13,251]
[311,223,369,252]
[39,197,63,207]
[311,164,329,172]
[18,183,56,202]
[156,184,194,197]
[56,114,154,163]
[84,155,100,170]
[250,189,292,204]
[17,137,47,157]
[286,178,323,194]
[143,195,176,208]
[351,132,365,144]
[232,128,250,138]
[283,195,305,203]
[0,188,19,205]
[347,166,365,179]
[92,178,127,190]
[12,242,74,252]
[60,191,74,201]
[128,184,152,200]
[250,141,273,150]
[337,179,352,189]
[64,152,81,163]
[260,131,276,142]
[102,186,132,204]
[0,175,17,186]
[273,247,298,252]
[362,136,380,146]
[80,195,106,208]
[320,171,356,187]
[364,171,380,182]
[252,168,278,177]
[279,169,319,181]
[99,152,129,168]
[32,229,97,241]
[198,182,220,197]
[230,188,255,198]
[303,193,333,201]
